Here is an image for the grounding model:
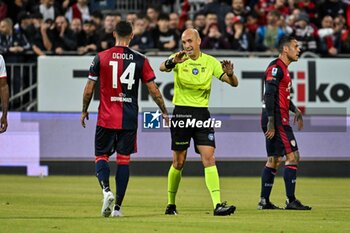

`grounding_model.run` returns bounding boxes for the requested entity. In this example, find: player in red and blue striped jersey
[259,36,311,211]
[81,21,168,217]
[0,55,9,133]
